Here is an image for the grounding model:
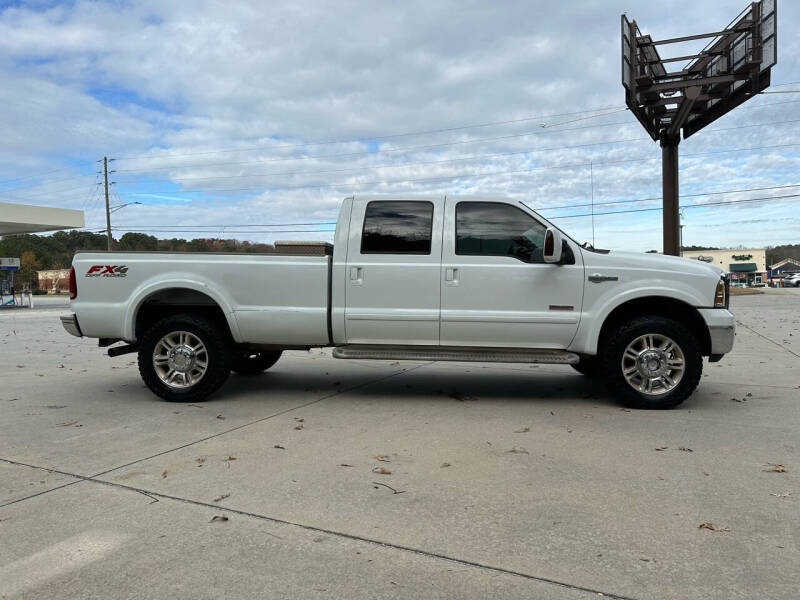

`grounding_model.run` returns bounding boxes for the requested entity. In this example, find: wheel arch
[127,281,241,342]
[596,296,711,357]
